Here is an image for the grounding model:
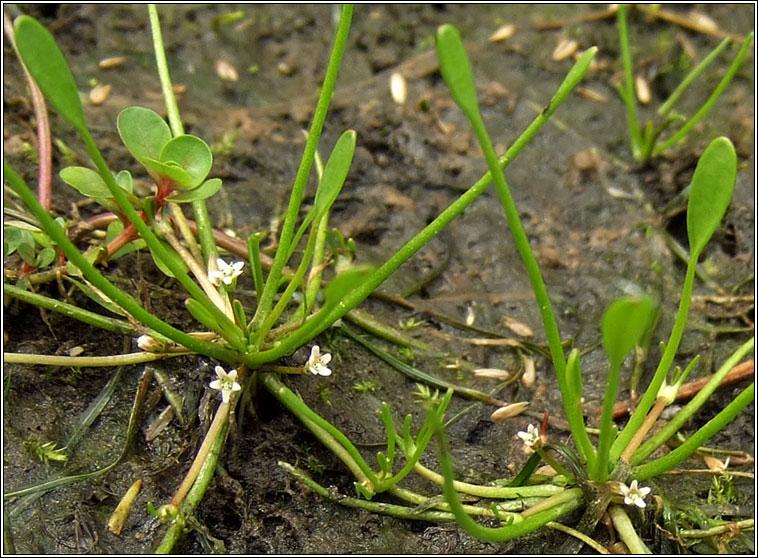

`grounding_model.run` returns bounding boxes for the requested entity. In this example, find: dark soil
[3,4,754,554]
